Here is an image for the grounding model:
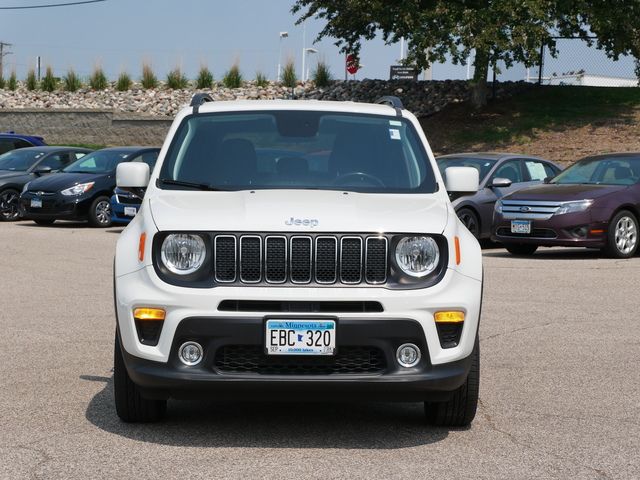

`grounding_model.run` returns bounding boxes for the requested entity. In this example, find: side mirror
[490,177,512,188]
[117,162,150,197]
[444,166,479,193]
[543,176,553,184]
[34,166,53,175]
